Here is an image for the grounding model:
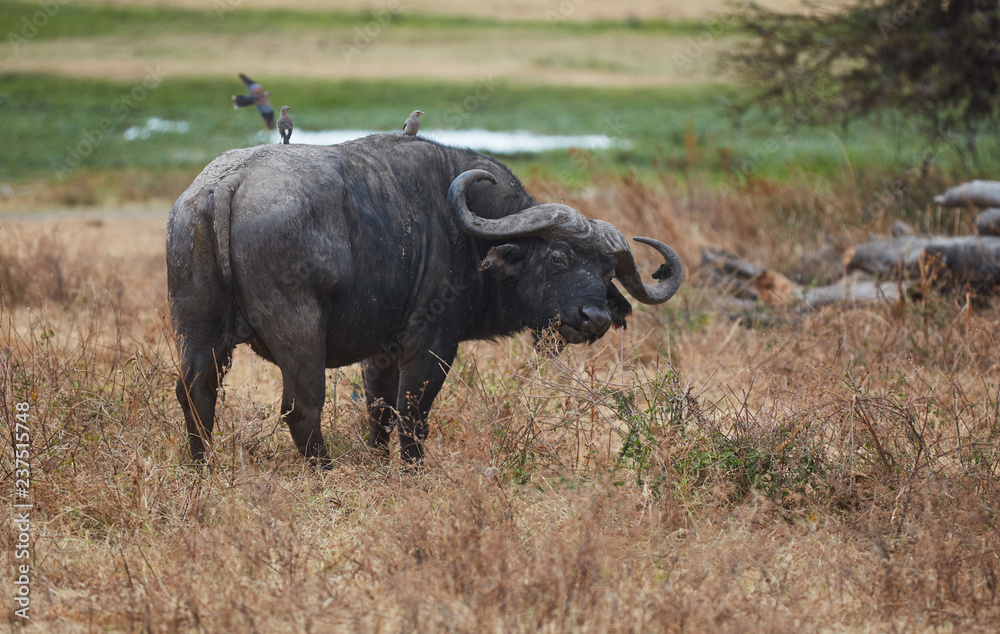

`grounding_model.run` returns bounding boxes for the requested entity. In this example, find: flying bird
[403,110,423,136]
[232,73,275,130]
[277,106,293,144]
